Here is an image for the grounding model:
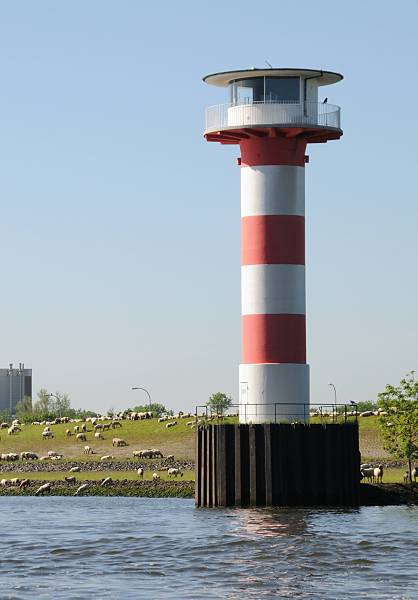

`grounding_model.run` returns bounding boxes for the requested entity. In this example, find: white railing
[205,101,341,133]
